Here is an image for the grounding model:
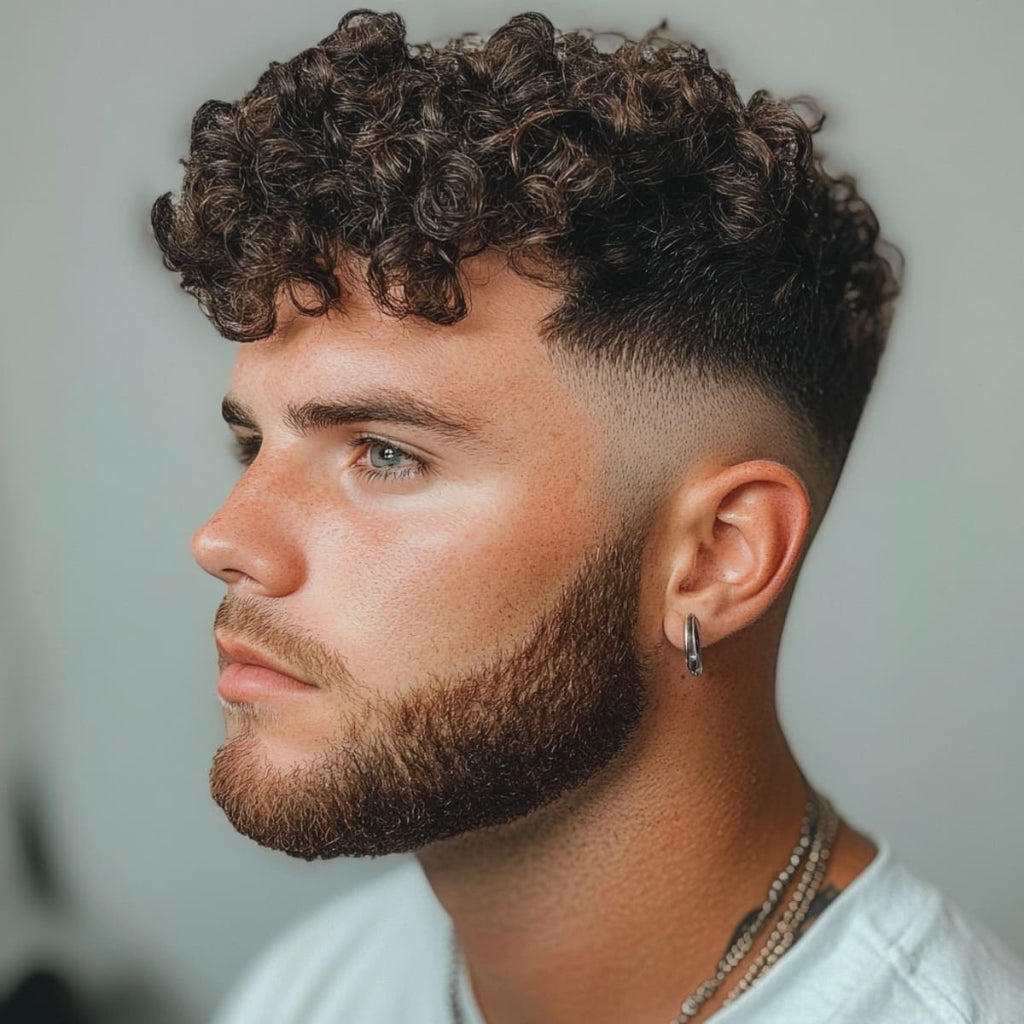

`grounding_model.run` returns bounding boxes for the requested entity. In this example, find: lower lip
[217,662,318,702]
